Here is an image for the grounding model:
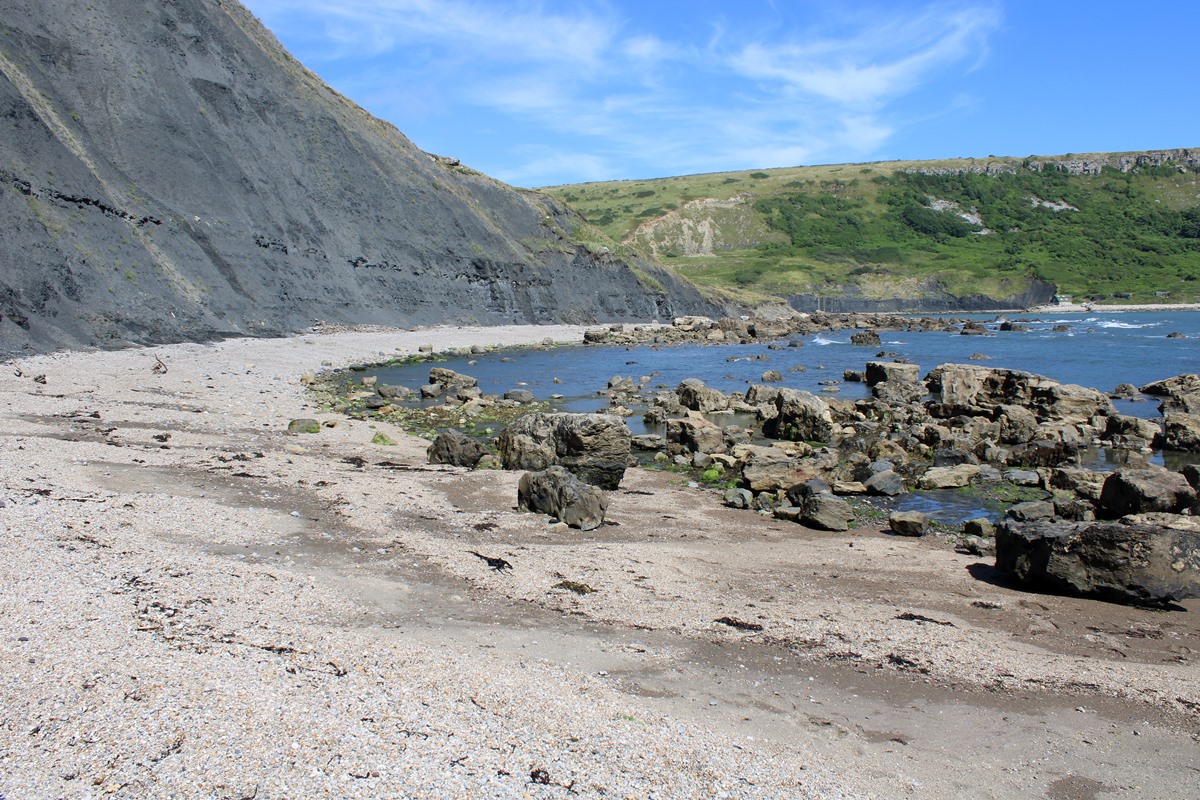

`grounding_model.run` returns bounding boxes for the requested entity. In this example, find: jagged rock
[1053,498,1095,521]
[801,493,855,531]
[1002,469,1041,486]
[963,517,995,538]
[631,434,665,451]
[995,518,1200,605]
[960,535,996,556]
[736,444,817,492]
[918,464,981,489]
[761,370,784,383]
[1105,414,1161,447]
[457,386,483,402]
[925,364,1113,424]
[427,429,488,468]
[419,383,443,399]
[864,469,905,496]
[762,389,834,443]
[960,321,988,335]
[850,330,882,346]
[1111,383,1140,399]
[1164,414,1200,451]
[994,404,1039,444]
[676,379,729,412]
[785,478,833,505]
[1139,373,1200,397]
[888,511,929,536]
[864,361,921,386]
[498,413,631,490]
[517,466,608,531]
[667,415,725,456]
[503,389,535,404]
[1098,467,1197,517]
[608,375,637,394]
[429,367,478,391]
[1006,439,1079,468]
[378,384,412,400]
[673,315,715,331]
[724,488,754,509]
[1139,374,1200,414]
[1007,501,1056,521]
[1051,467,1107,501]
[744,384,782,408]
[872,380,926,405]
